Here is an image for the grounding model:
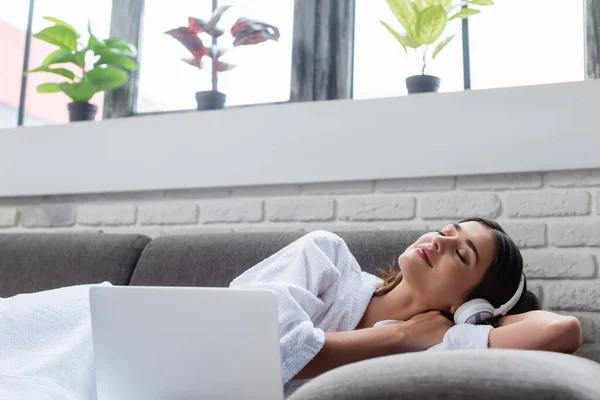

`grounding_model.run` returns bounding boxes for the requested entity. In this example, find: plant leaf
[87,21,106,50]
[94,50,137,71]
[380,20,412,52]
[85,67,129,92]
[33,25,78,51]
[416,5,448,45]
[104,37,137,57]
[188,17,208,33]
[469,0,494,5]
[385,0,418,37]
[216,61,235,72]
[415,0,433,11]
[182,57,203,69]
[165,27,208,60]
[207,5,232,35]
[36,83,61,93]
[449,7,481,20]
[74,50,86,68]
[42,49,76,66]
[43,16,80,38]
[27,65,75,80]
[231,18,280,46]
[432,34,455,58]
[59,81,97,102]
